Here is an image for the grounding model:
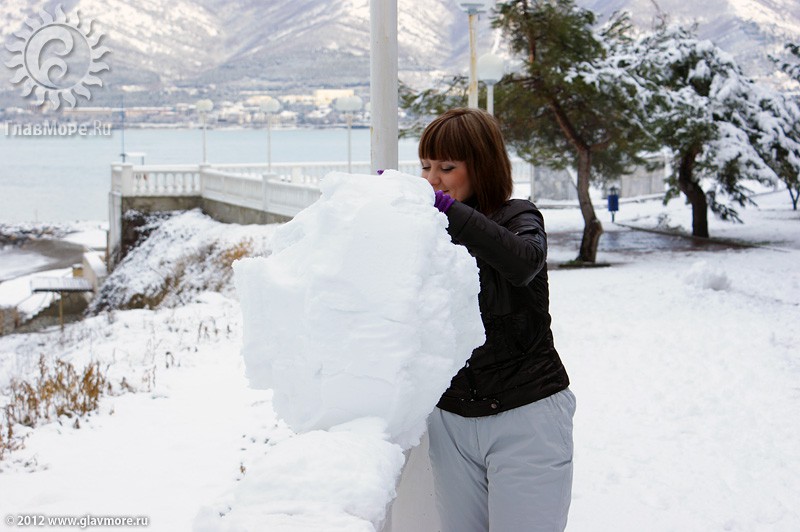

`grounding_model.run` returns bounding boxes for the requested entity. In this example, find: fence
[109,156,666,264]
